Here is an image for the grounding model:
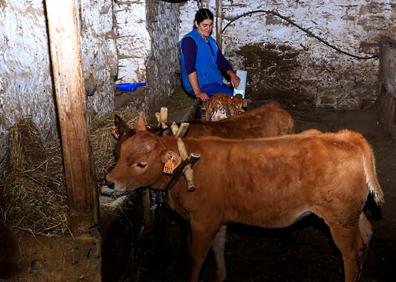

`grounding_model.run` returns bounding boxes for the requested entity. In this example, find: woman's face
[195,19,213,38]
